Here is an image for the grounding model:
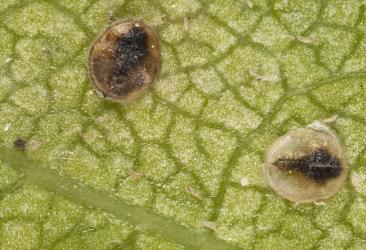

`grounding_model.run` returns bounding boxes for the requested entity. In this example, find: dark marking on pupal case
[112,26,148,95]
[273,148,342,184]
[88,19,161,103]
